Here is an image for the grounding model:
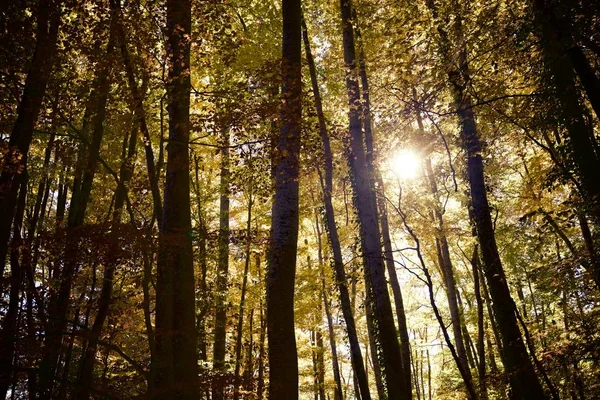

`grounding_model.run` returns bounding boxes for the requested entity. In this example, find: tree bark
[302,17,371,400]
[75,91,138,399]
[357,17,412,390]
[212,124,230,400]
[0,170,28,398]
[0,0,61,274]
[37,6,117,395]
[153,0,198,397]
[338,1,409,398]
[266,0,302,396]
[471,247,488,400]
[233,188,254,400]
[533,0,600,227]
[425,0,547,397]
